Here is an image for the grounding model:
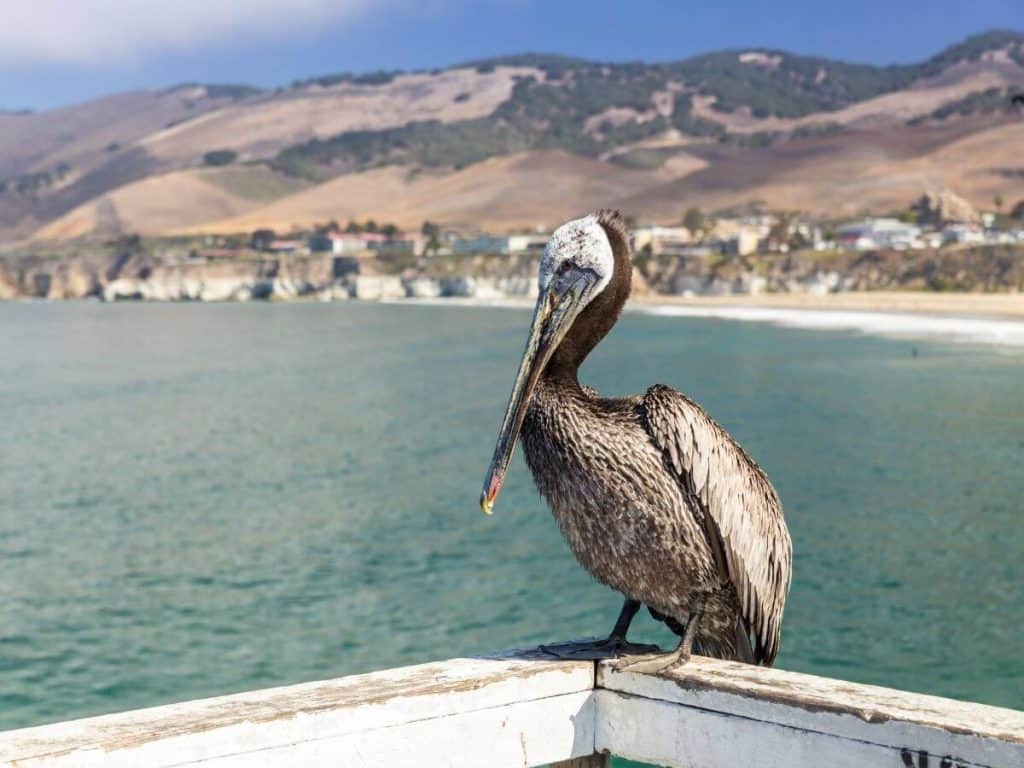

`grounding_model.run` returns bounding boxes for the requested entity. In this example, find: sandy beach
[631,291,1024,320]
[626,292,1024,348]
[406,291,1024,347]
